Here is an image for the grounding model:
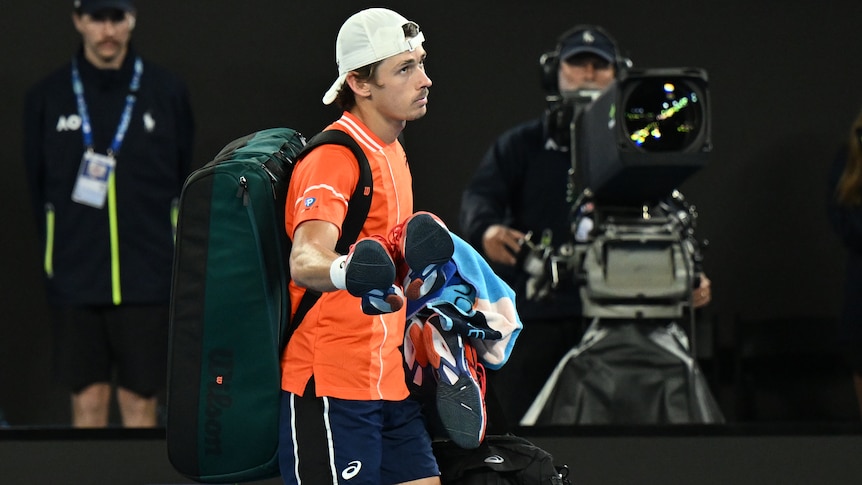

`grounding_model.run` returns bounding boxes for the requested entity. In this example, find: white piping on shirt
[293,184,349,211]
